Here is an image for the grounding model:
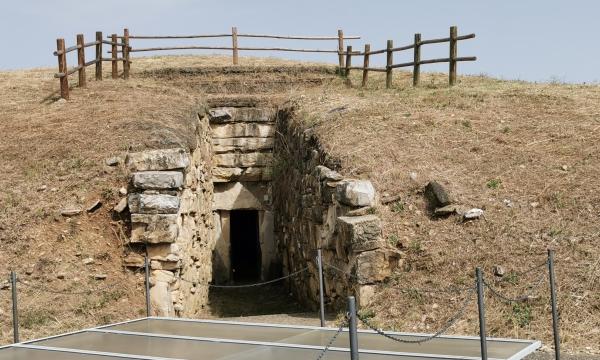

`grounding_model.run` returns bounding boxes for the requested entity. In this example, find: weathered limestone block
[211,123,274,138]
[147,243,180,261]
[128,194,180,214]
[355,249,400,284]
[212,167,272,182]
[357,284,377,306]
[131,214,178,244]
[212,137,274,153]
[336,180,376,207]
[214,152,273,167]
[150,281,174,316]
[316,165,343,181]
[209,107,275,123]
[126,148,190,171]
[123,252,145,268]
[132,171,184,190]
[213,182,268,210]
[336,215,383,253]
[179,188,199,214]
